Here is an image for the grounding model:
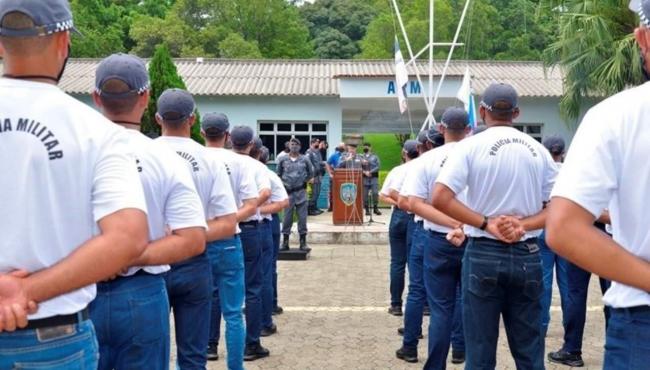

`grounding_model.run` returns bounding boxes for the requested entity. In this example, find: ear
[200,130,206,140]
[479,106,487,121]
[91,91,102,109]
[138,91,150,109]
[187,115,196,128]
[464,126,471,135]
[512,107,521,120]
[55,31,70,58]
[154,113,164,127]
